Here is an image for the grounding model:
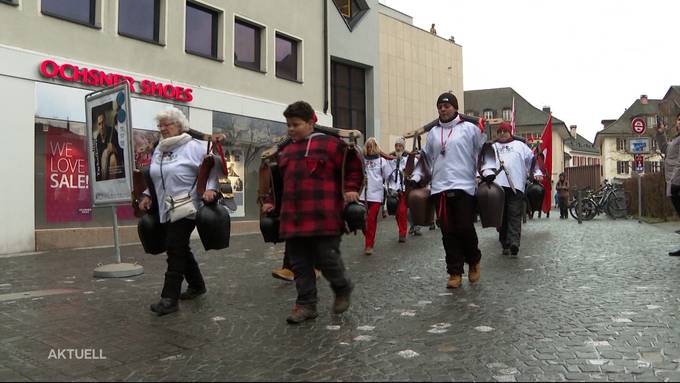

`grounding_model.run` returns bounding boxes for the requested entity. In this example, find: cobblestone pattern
[0,213,679,381]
